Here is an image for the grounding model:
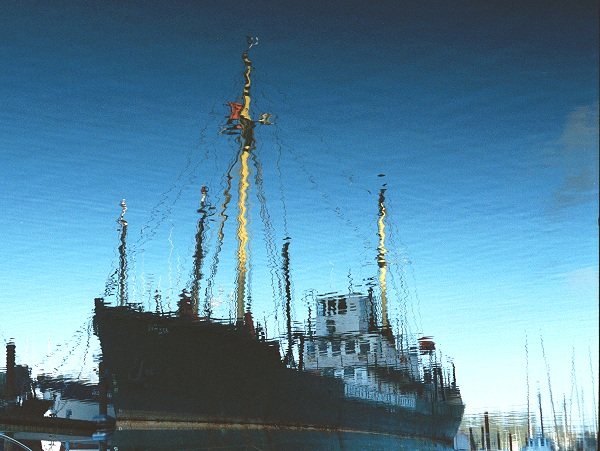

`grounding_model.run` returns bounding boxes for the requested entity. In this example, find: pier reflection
[1,428,454,450]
